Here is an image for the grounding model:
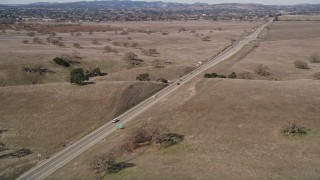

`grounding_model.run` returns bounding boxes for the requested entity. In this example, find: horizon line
[0,0,318,6]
